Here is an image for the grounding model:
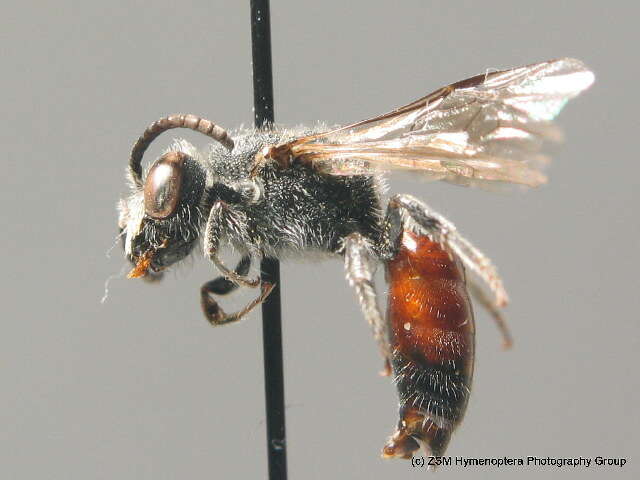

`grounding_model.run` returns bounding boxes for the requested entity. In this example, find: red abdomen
[383,230,475,458]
